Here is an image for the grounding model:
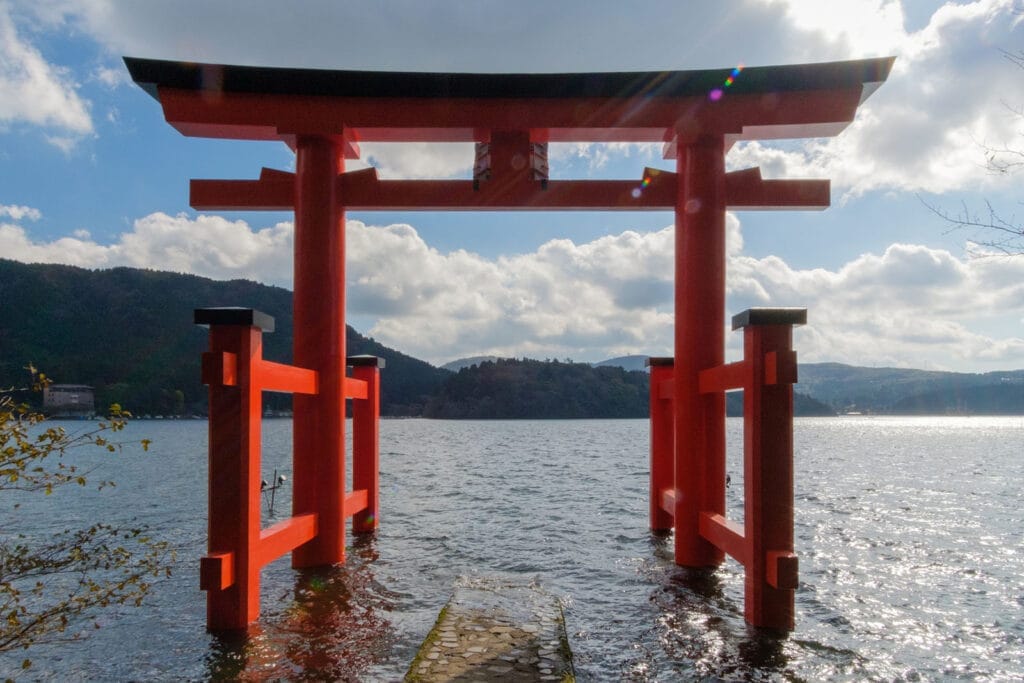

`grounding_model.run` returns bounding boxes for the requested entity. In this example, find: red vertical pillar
[292,135,348,567]
[673,136,727,567]
[350,356,384,533]
[738,308,803,630]
[648,357,675,532]
[196,308,272,630]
